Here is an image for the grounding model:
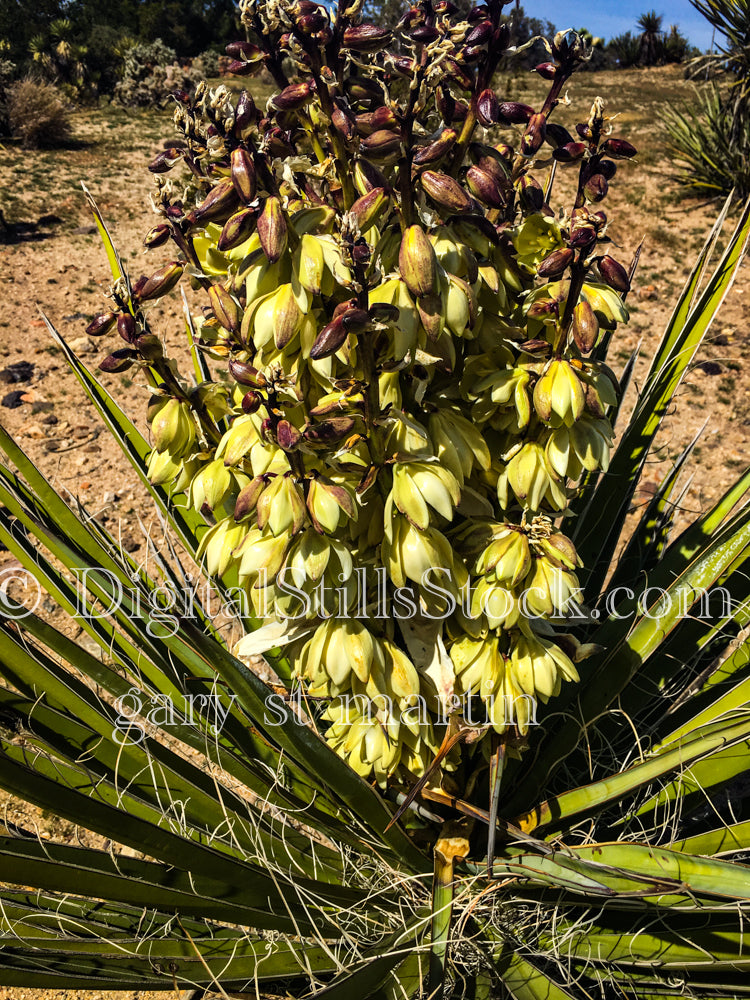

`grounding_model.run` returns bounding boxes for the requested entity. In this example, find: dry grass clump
[7,76,71,149]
